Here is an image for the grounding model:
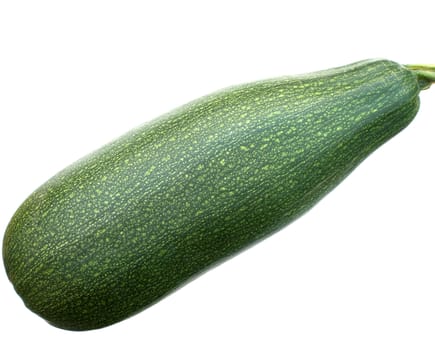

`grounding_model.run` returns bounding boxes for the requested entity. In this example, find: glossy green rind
[3,59,423,330]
